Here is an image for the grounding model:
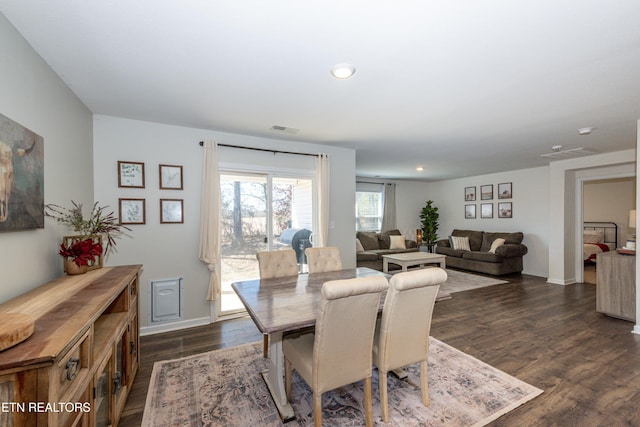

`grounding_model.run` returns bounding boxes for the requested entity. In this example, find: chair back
[305,247,343,273]
[376,268,446,371]
[313,276,388,394]
[256,249,299,279]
